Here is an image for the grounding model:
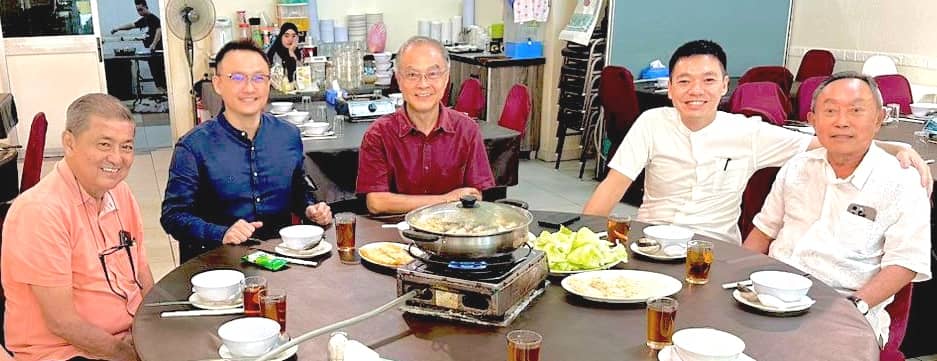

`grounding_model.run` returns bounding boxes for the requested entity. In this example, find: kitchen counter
[448,51,545,68]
